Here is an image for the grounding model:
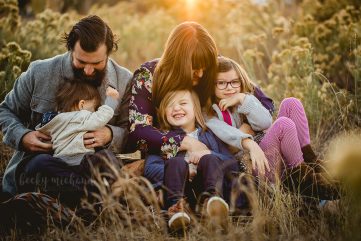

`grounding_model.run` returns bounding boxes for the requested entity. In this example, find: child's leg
[144,155,165,190]
[193,154,224,196]
[259,117,304,182]
[277,97,321,167]
[277,97,310,148]
[164,156,189,209]
[193,154,229,228]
